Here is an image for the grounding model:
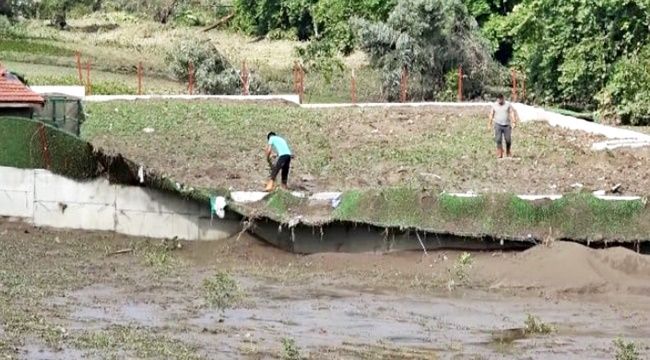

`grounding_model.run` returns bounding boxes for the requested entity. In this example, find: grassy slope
[1,15,378,102]
[83,100,650,195]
